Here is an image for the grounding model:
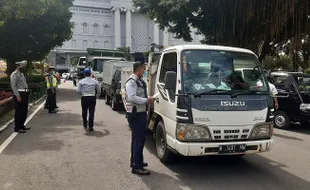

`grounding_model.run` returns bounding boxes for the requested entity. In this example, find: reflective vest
[45,75,57,88]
